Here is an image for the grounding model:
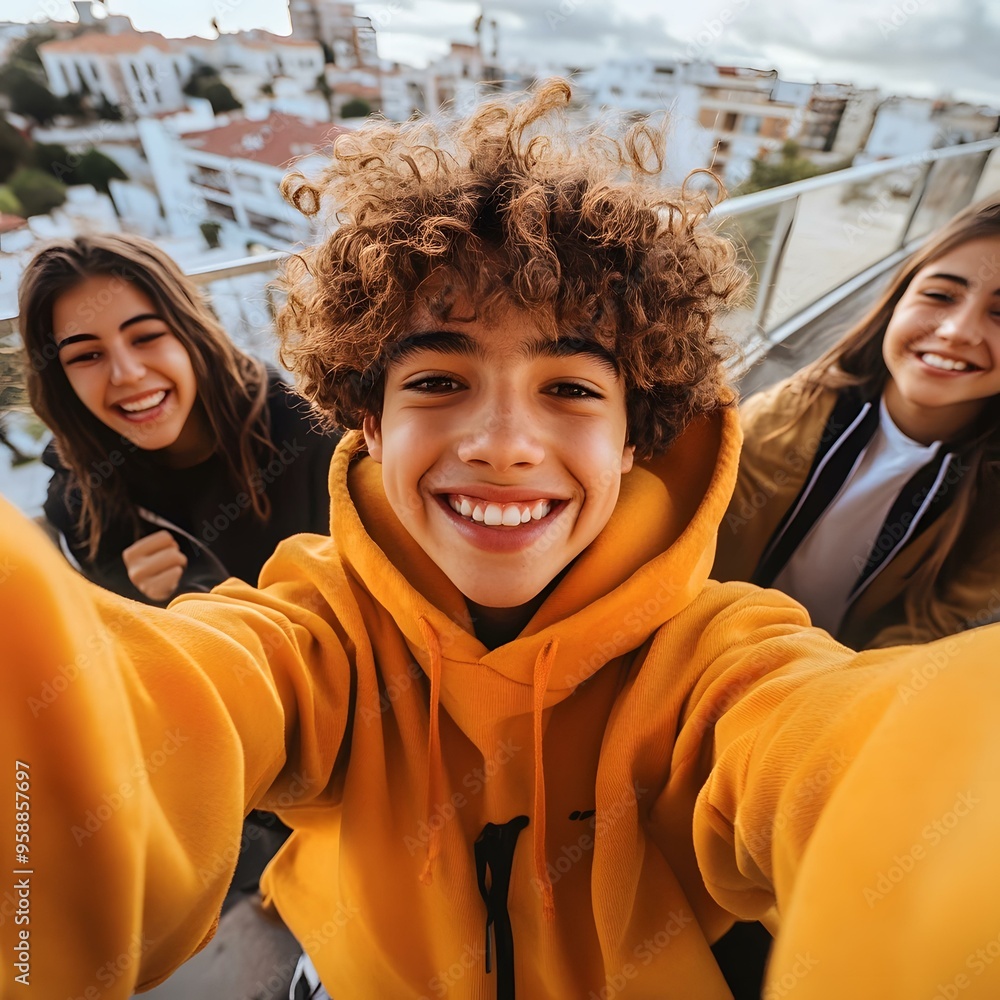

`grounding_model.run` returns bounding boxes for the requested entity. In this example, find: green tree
[70,148,128,194]
[0,65,64,124]
[183,66,241,114]
[95,96,125,121]
[734,140,845,196]
[8,167,67,216]
[201,81,242,114]
[0,119,30,182]
[200,220,222,249]
[7,30,55,67]
[32,141,74,181]
[0,186,24,216]
[340,97,371,119]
